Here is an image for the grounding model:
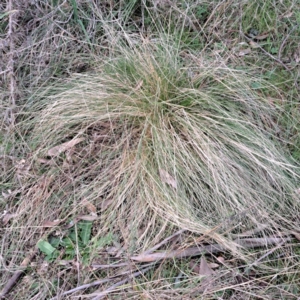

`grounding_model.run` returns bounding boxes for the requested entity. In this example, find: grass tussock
[25,37,299,248]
